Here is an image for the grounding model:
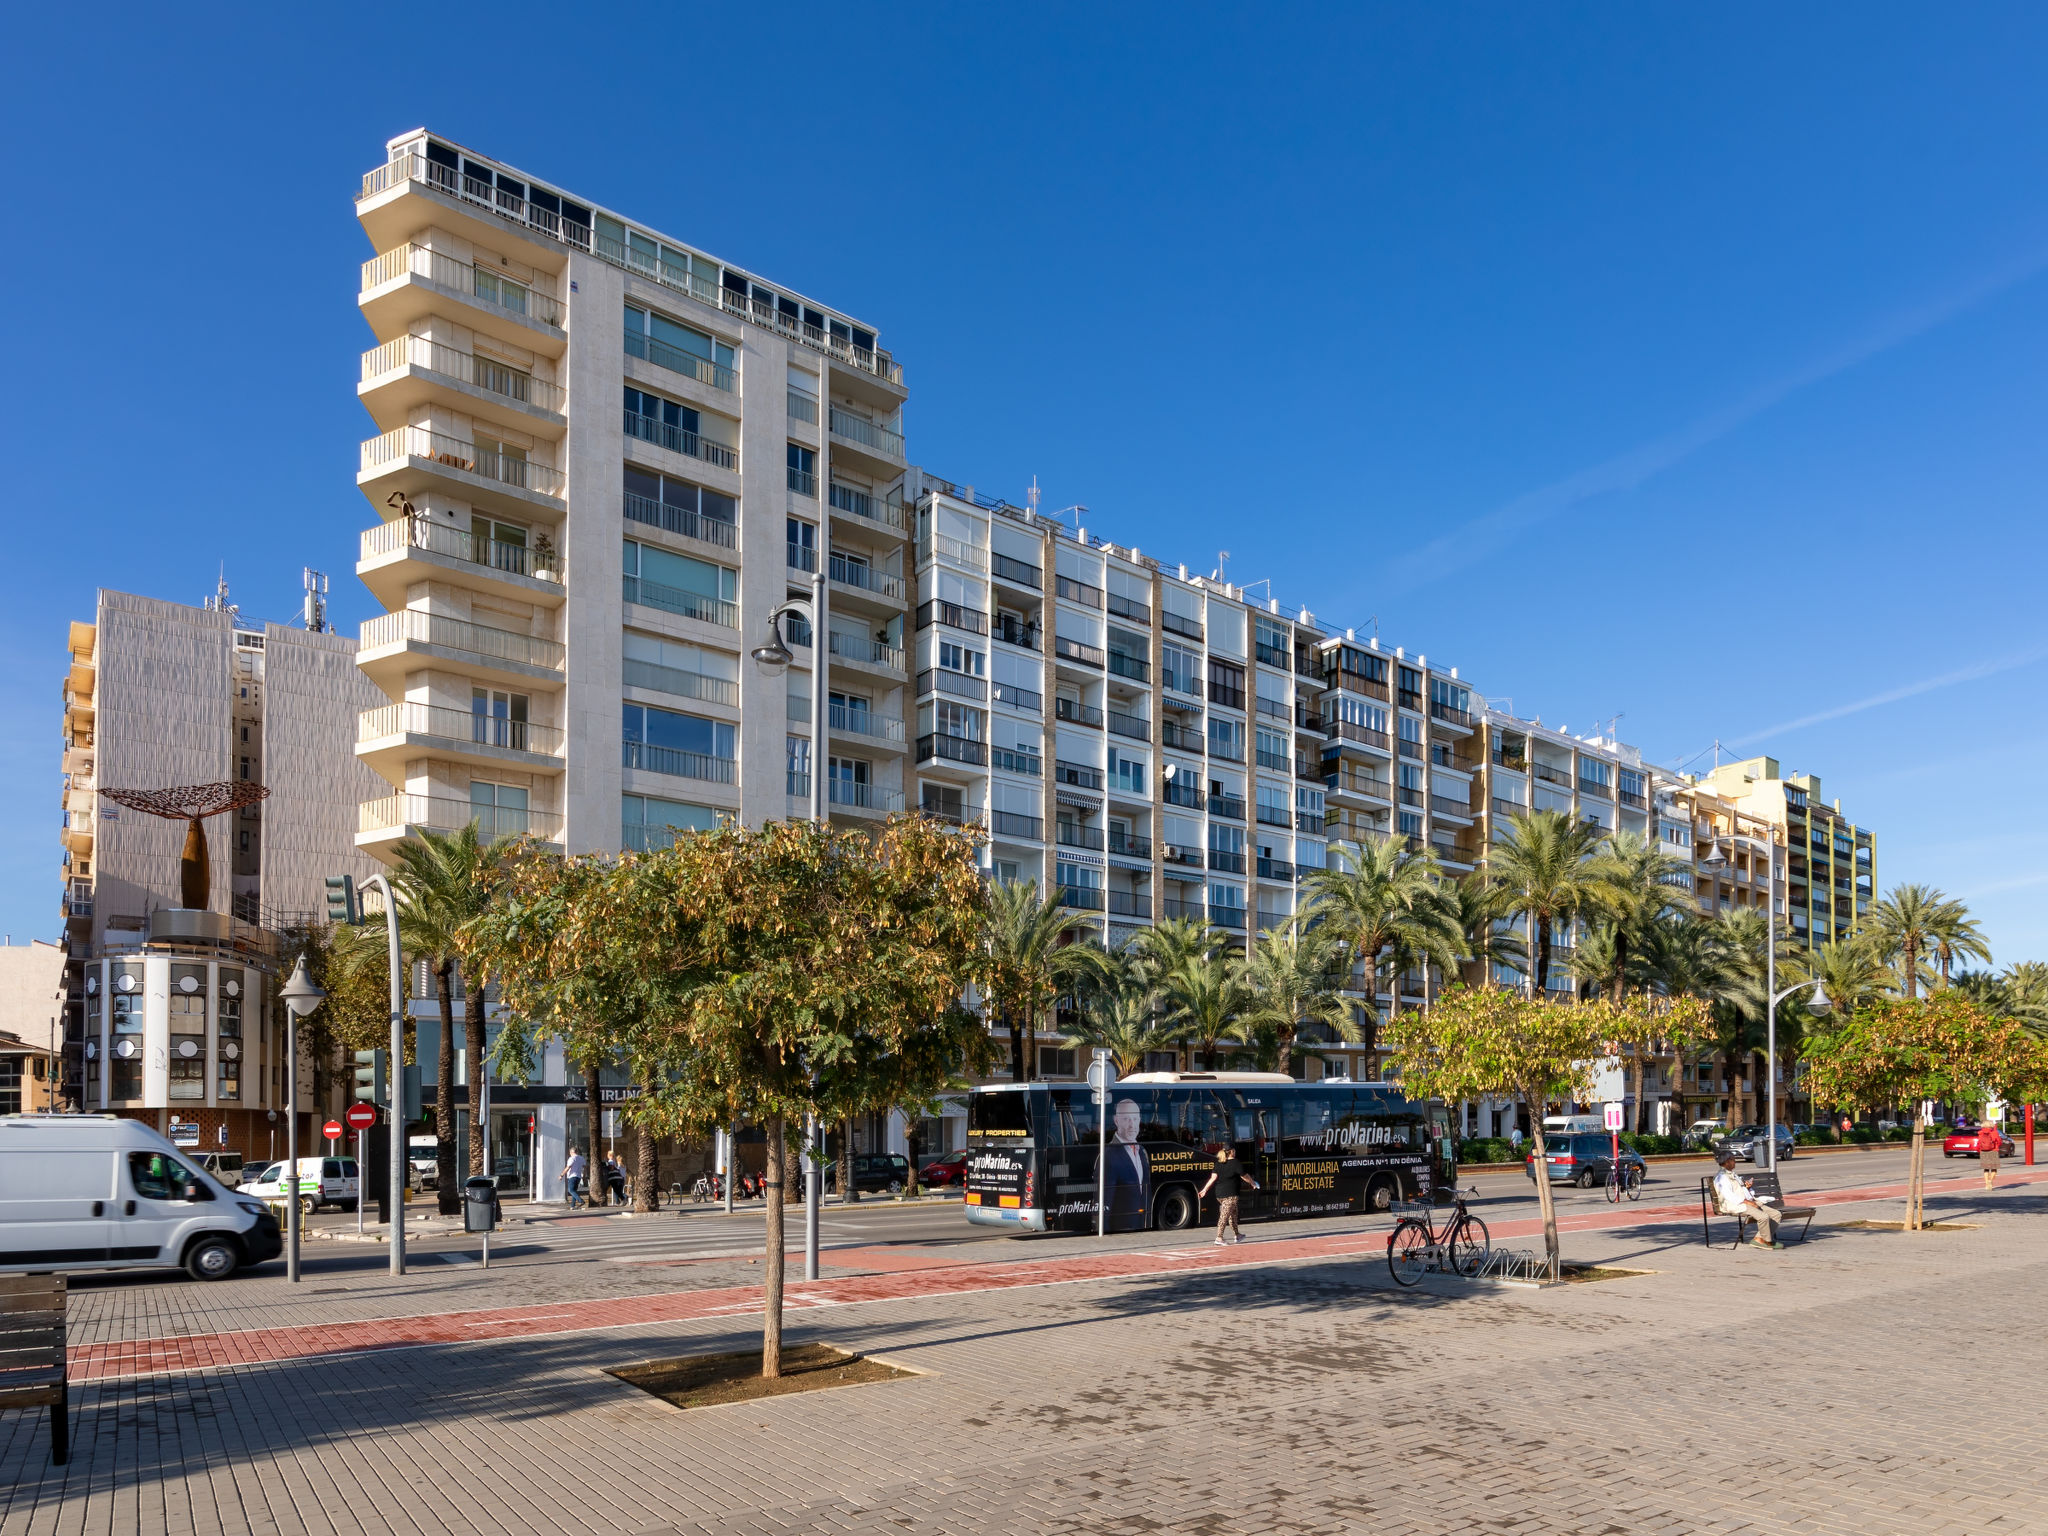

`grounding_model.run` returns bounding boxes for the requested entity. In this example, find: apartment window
[472,688,530,751]
[1208,658,1246,710]
[1257,783,1290,826]
[1254,615,1289,665]
[623,702,736,779]
[1429,678,1470,717]
[1331,647,1388,686]
[623,385,702,455]
[1398,811,1422,837]
[623,540,737,624]
[1296,784,1325,819]
[1255,726,1290,771]
[1335,697,1387,734]
[1579,758,1611,789]
[1207,716,1246,762]
[1162,643,1201,696]
[1398,715,1422,757]
[1108,746,1147,795]
[938,640,986,677]
[622,632,739,704]
[470,782,531,838]
[623,794,718,852]
[217,970,242,1101]
[1040,1048,1079,1079]
[927,701,983,740]
[624,304,734,380]
[624,467,736,544]
[1209,883,1246,919]
[786,518,817,572]
[1397,666,1422,706]
[787,443,817,495]
[921,783,966,821]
